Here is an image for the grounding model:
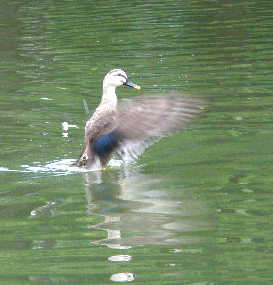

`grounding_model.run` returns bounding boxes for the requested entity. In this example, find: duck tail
[73,141,94,167]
